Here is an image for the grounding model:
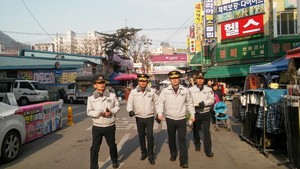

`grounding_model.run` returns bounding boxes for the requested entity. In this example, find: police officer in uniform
[86,74,120,169]
[189,74,214,157]
[156,71,195,168]
[127,74,158,165]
